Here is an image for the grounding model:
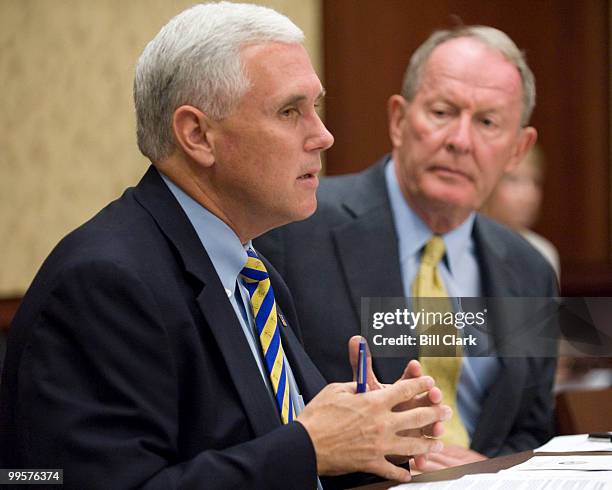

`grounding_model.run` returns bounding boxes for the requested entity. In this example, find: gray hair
[134,2,304,162]
[401,26,536,126]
